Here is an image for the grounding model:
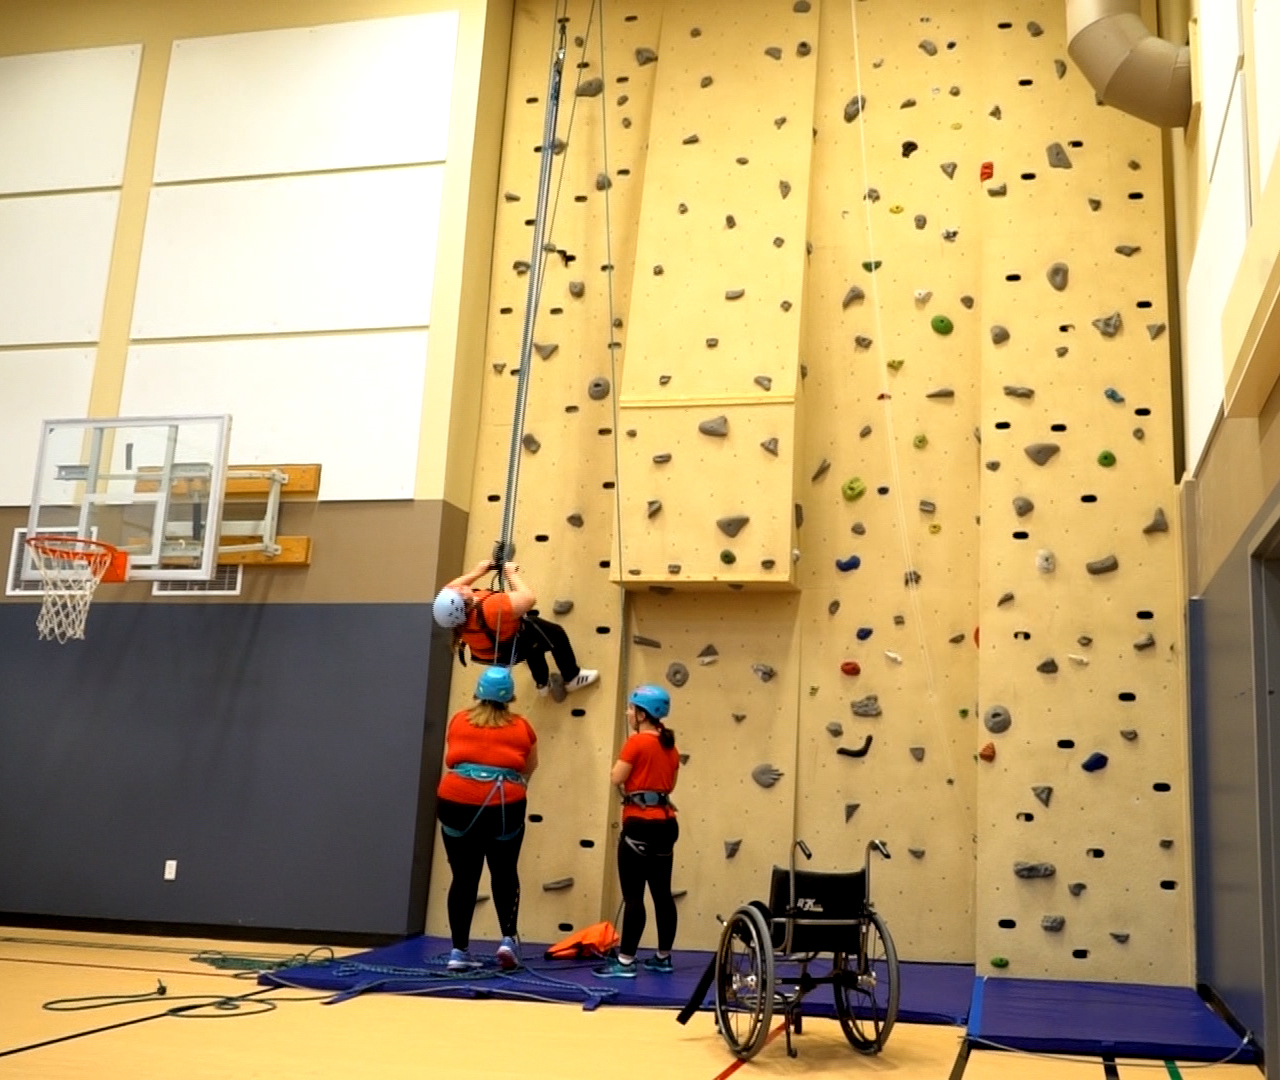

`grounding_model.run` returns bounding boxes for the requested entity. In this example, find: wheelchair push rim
[712,904,775,1060]
[832,909,899,1053]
